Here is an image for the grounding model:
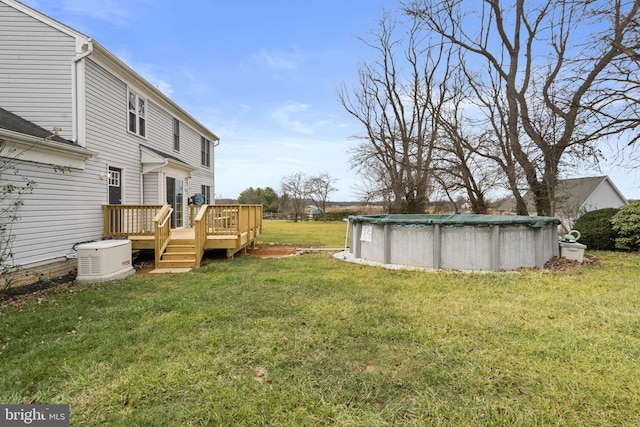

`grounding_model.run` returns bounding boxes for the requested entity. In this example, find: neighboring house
[498,176,628,231]
[0,0,260,282]
[306,206,323,219]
